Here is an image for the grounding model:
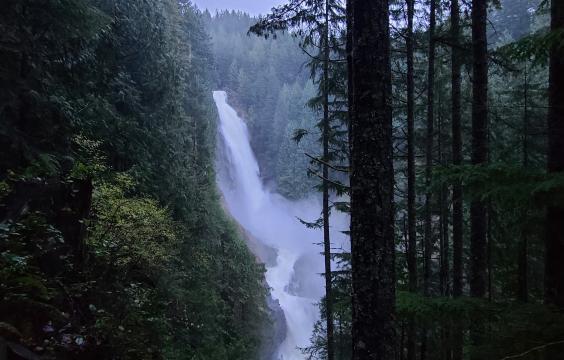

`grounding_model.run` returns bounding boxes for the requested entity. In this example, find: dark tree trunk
[439,91,451,360]
[421,2,437,358]
[440,186,450,297]
[451,0,463,300]
[450,1,464,358]
[406,0,417,358]
[518,65,530,303]
[398,321,405,360]
[470,0,489,357]
[517,234,528,302]
[424,0,437,298]
[346,0,353,115]
[348,0,396,359]
[470,0,488,300]
[406,0,417,297]
[322,1,335,358]
[487,203,494,301]
[439,112,450,298]
[545,0,564,310]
